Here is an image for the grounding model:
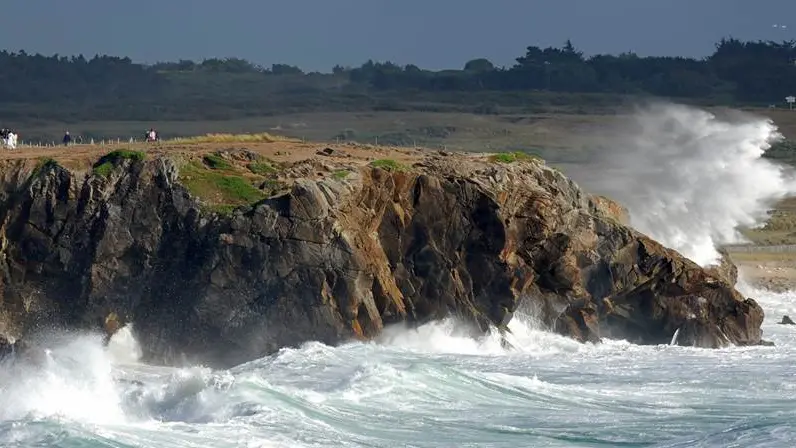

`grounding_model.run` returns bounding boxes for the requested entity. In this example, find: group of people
[1,128,162,148]
[1,128,18,149]
[59,128,161,146]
